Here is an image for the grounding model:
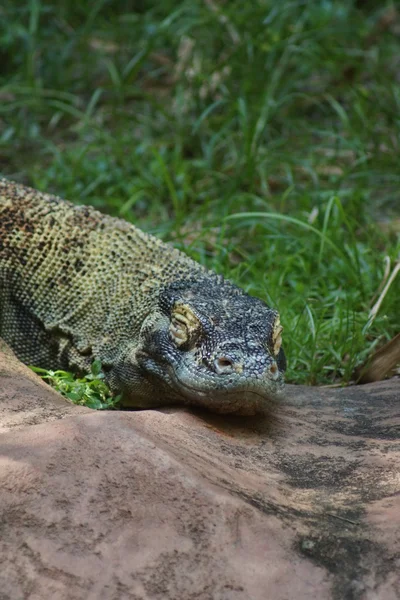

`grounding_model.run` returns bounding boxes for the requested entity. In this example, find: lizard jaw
[116,351,283,414]
[170,370,284,415]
